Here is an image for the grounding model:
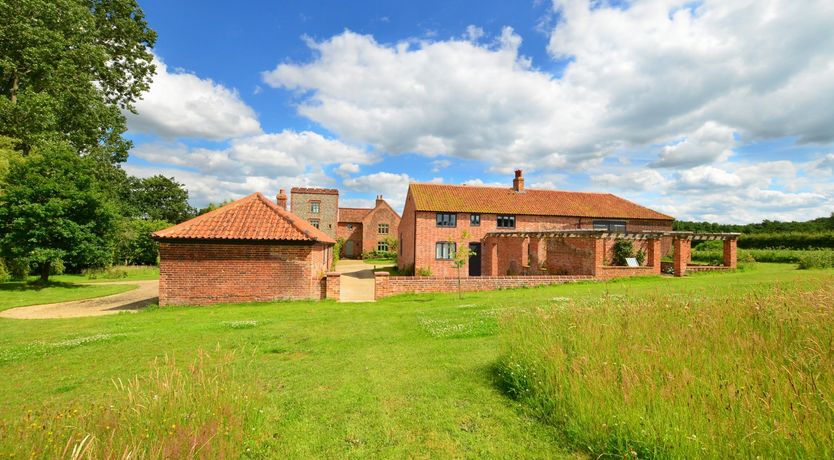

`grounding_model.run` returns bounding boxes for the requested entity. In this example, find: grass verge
[0,281,136,312]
